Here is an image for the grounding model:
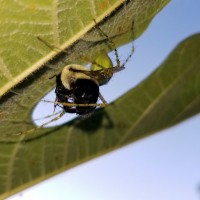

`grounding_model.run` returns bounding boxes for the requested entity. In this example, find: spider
[20,20,134,134]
